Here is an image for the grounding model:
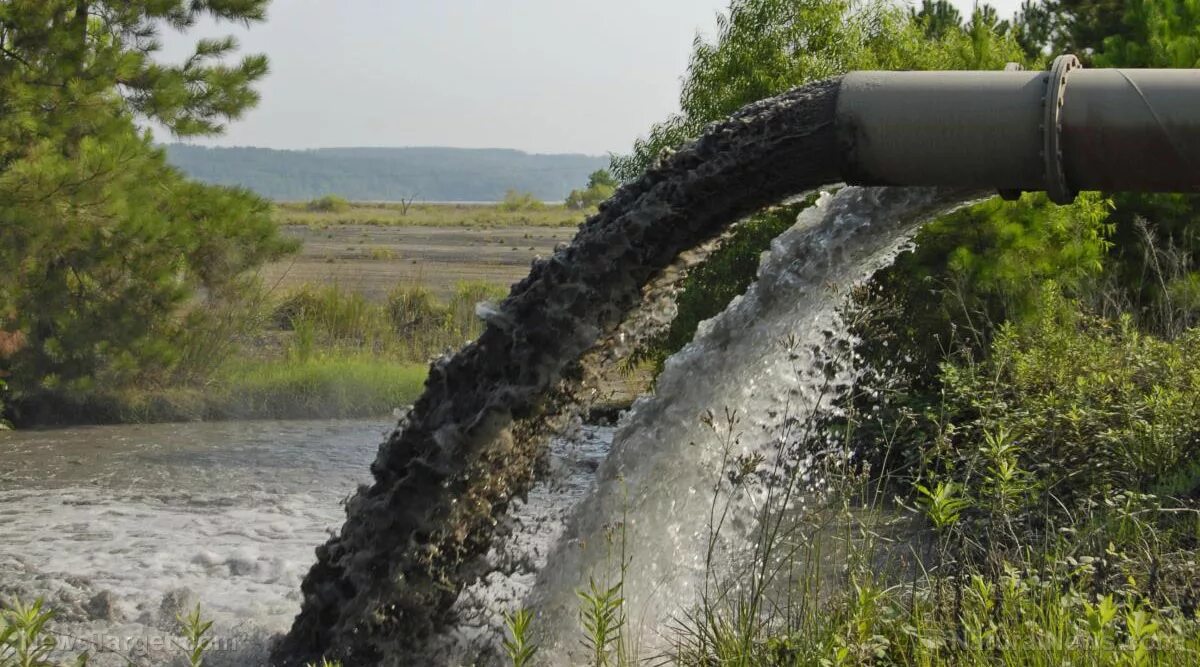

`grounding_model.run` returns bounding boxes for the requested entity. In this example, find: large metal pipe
[835,56,1200,203]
